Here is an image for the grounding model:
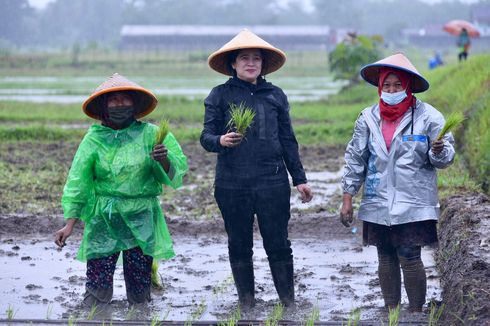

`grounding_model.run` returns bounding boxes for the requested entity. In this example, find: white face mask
[381,90,407,105]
